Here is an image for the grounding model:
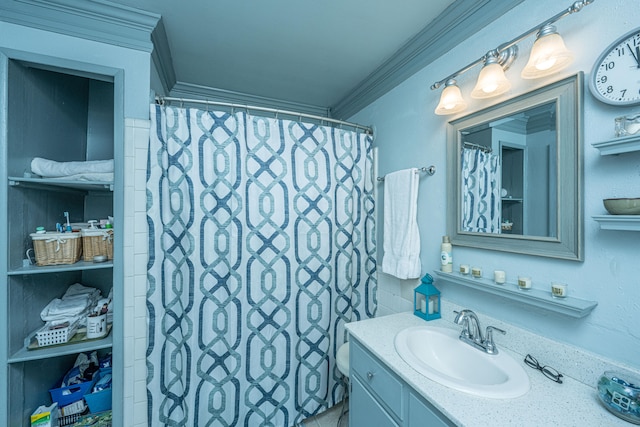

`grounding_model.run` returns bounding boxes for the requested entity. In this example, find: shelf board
[8,176,113,192]
[434,271,597,318]
[8,330,113,363]
[8,260,113,275]
[592,215,640,231]
[591,134,640,155]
